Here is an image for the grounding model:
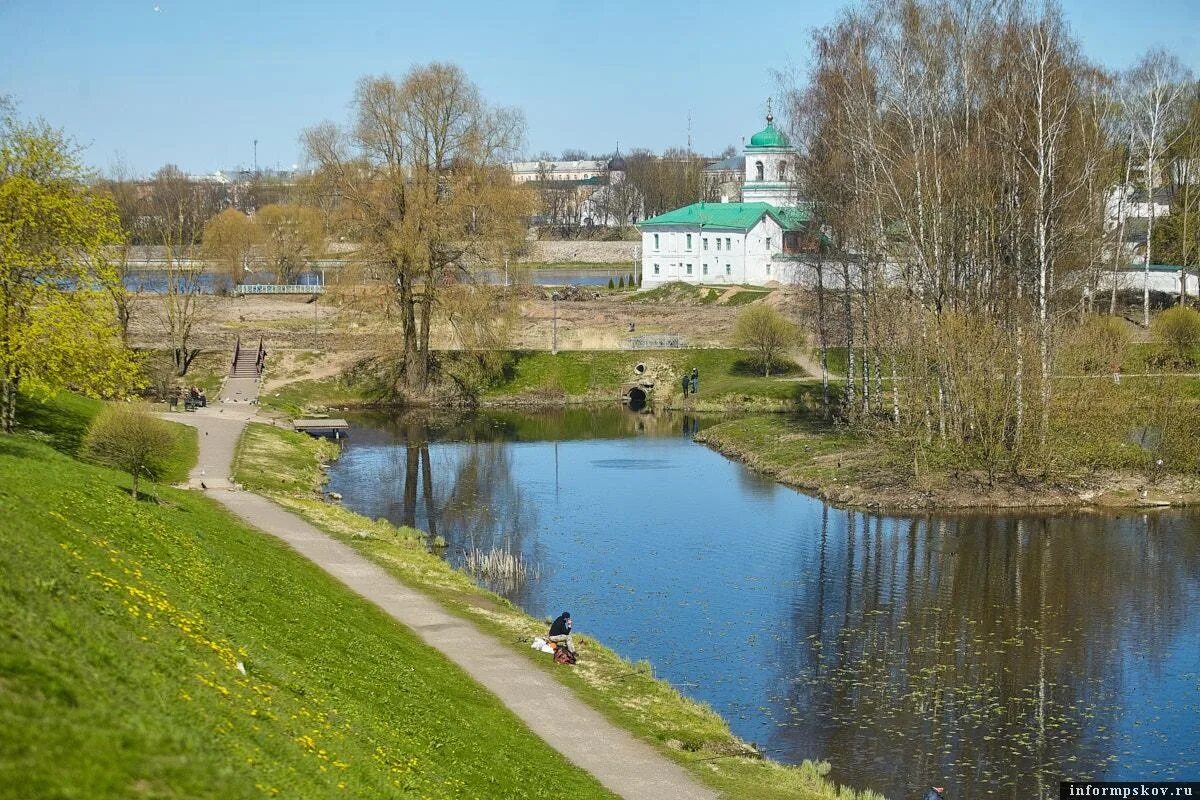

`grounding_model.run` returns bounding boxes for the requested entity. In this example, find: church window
[778,161,788,181]
[716,238,721,251]
[653,263,660,275]
[703,263,709,275]
[686,233,693,250]
[725,264,731,275]
[653,234,660,250]
[766,264,772,275]
[755,161,764,181]
[703,237,708,250]
[686,263,693,275]
[766,236,773,250]
[725,237,732,249]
